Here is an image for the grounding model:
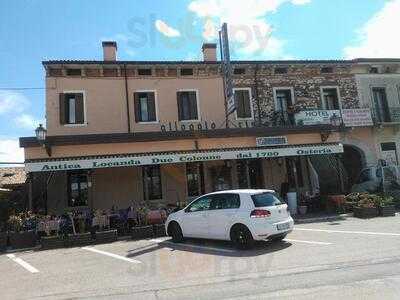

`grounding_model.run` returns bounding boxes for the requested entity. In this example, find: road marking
[6,254,39,273]
[284,238,332,245]
[295,228,400,237]
[150,239,236,253]
[81,247,142,264]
